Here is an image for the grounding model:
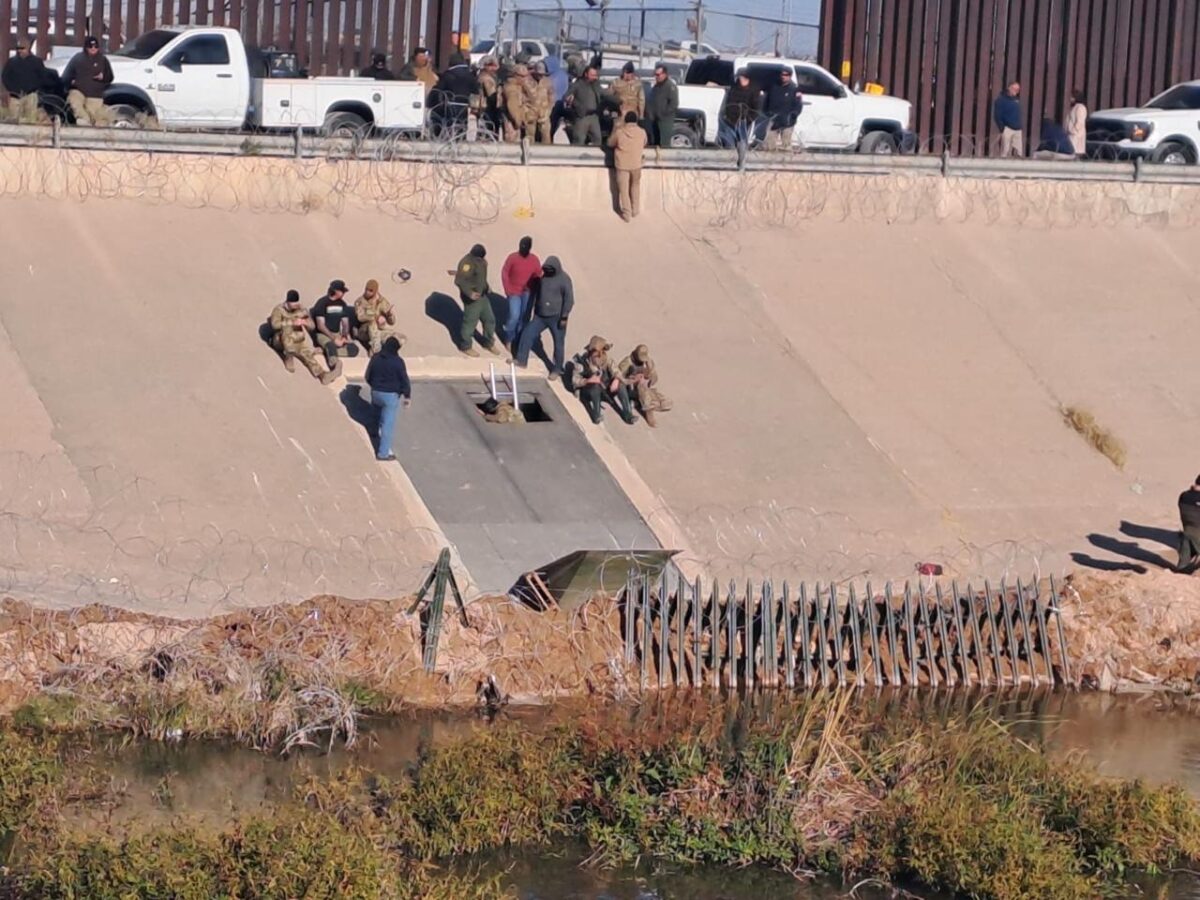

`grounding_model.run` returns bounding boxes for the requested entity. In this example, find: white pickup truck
[673,55,913,153]
[49,25,425,134]
[1086,81,1200,165]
